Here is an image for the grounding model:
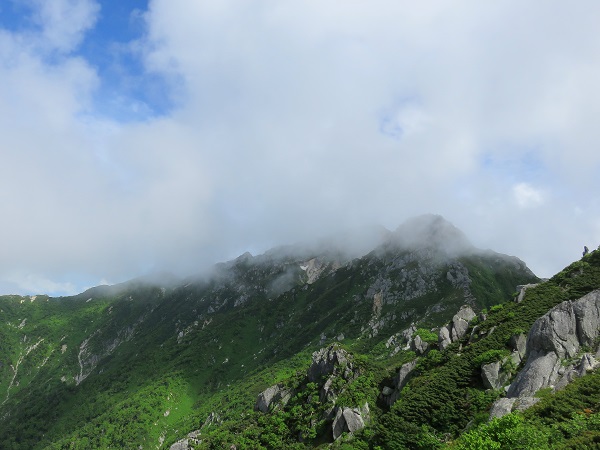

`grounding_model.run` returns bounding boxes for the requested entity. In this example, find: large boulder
[410,335,429,355]
[438,325,452,350]
[489,398,516,419]
[481,361,510,390]
[438,305,476,349]
[308,345,353,382]
[332,403,370,440]
[491,289,600,418]
[170,440,189,450]
[382,359,417,407]
[451,306,476,341]
[255,384,293,413]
